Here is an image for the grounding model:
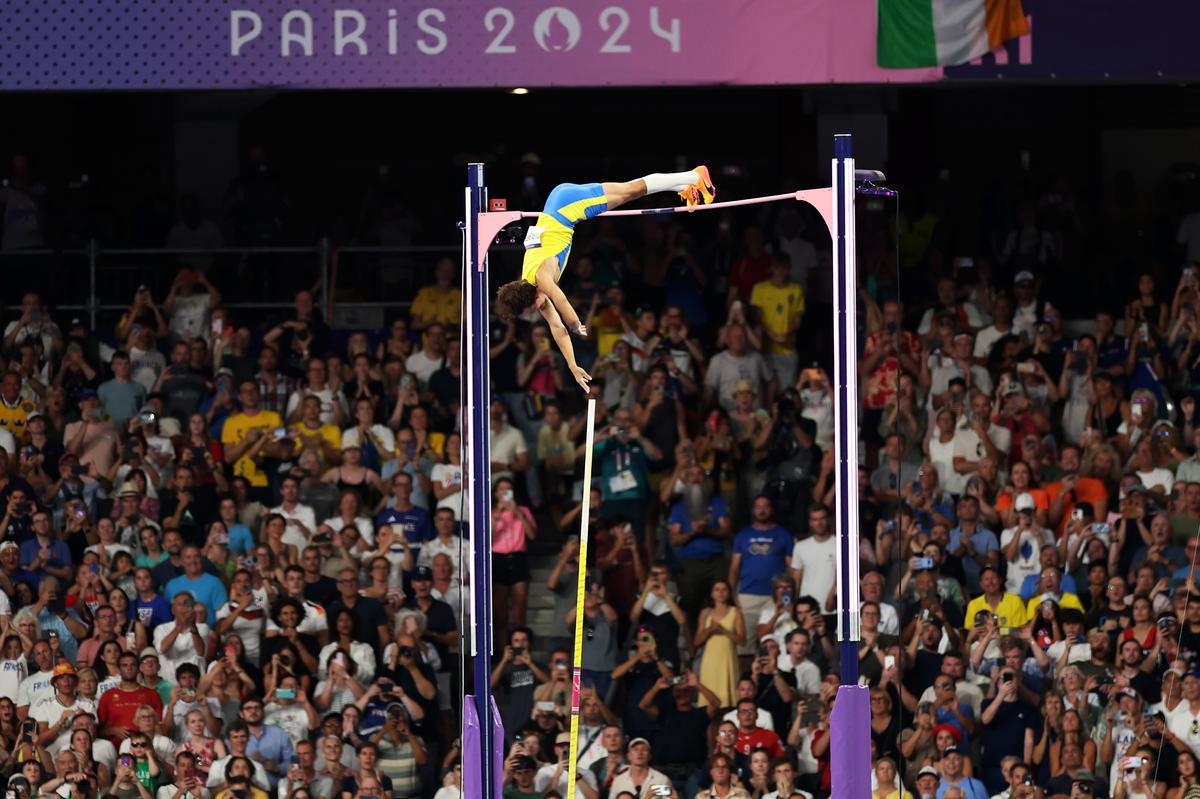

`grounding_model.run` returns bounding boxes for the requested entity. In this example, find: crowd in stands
[4,153,1200,799]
